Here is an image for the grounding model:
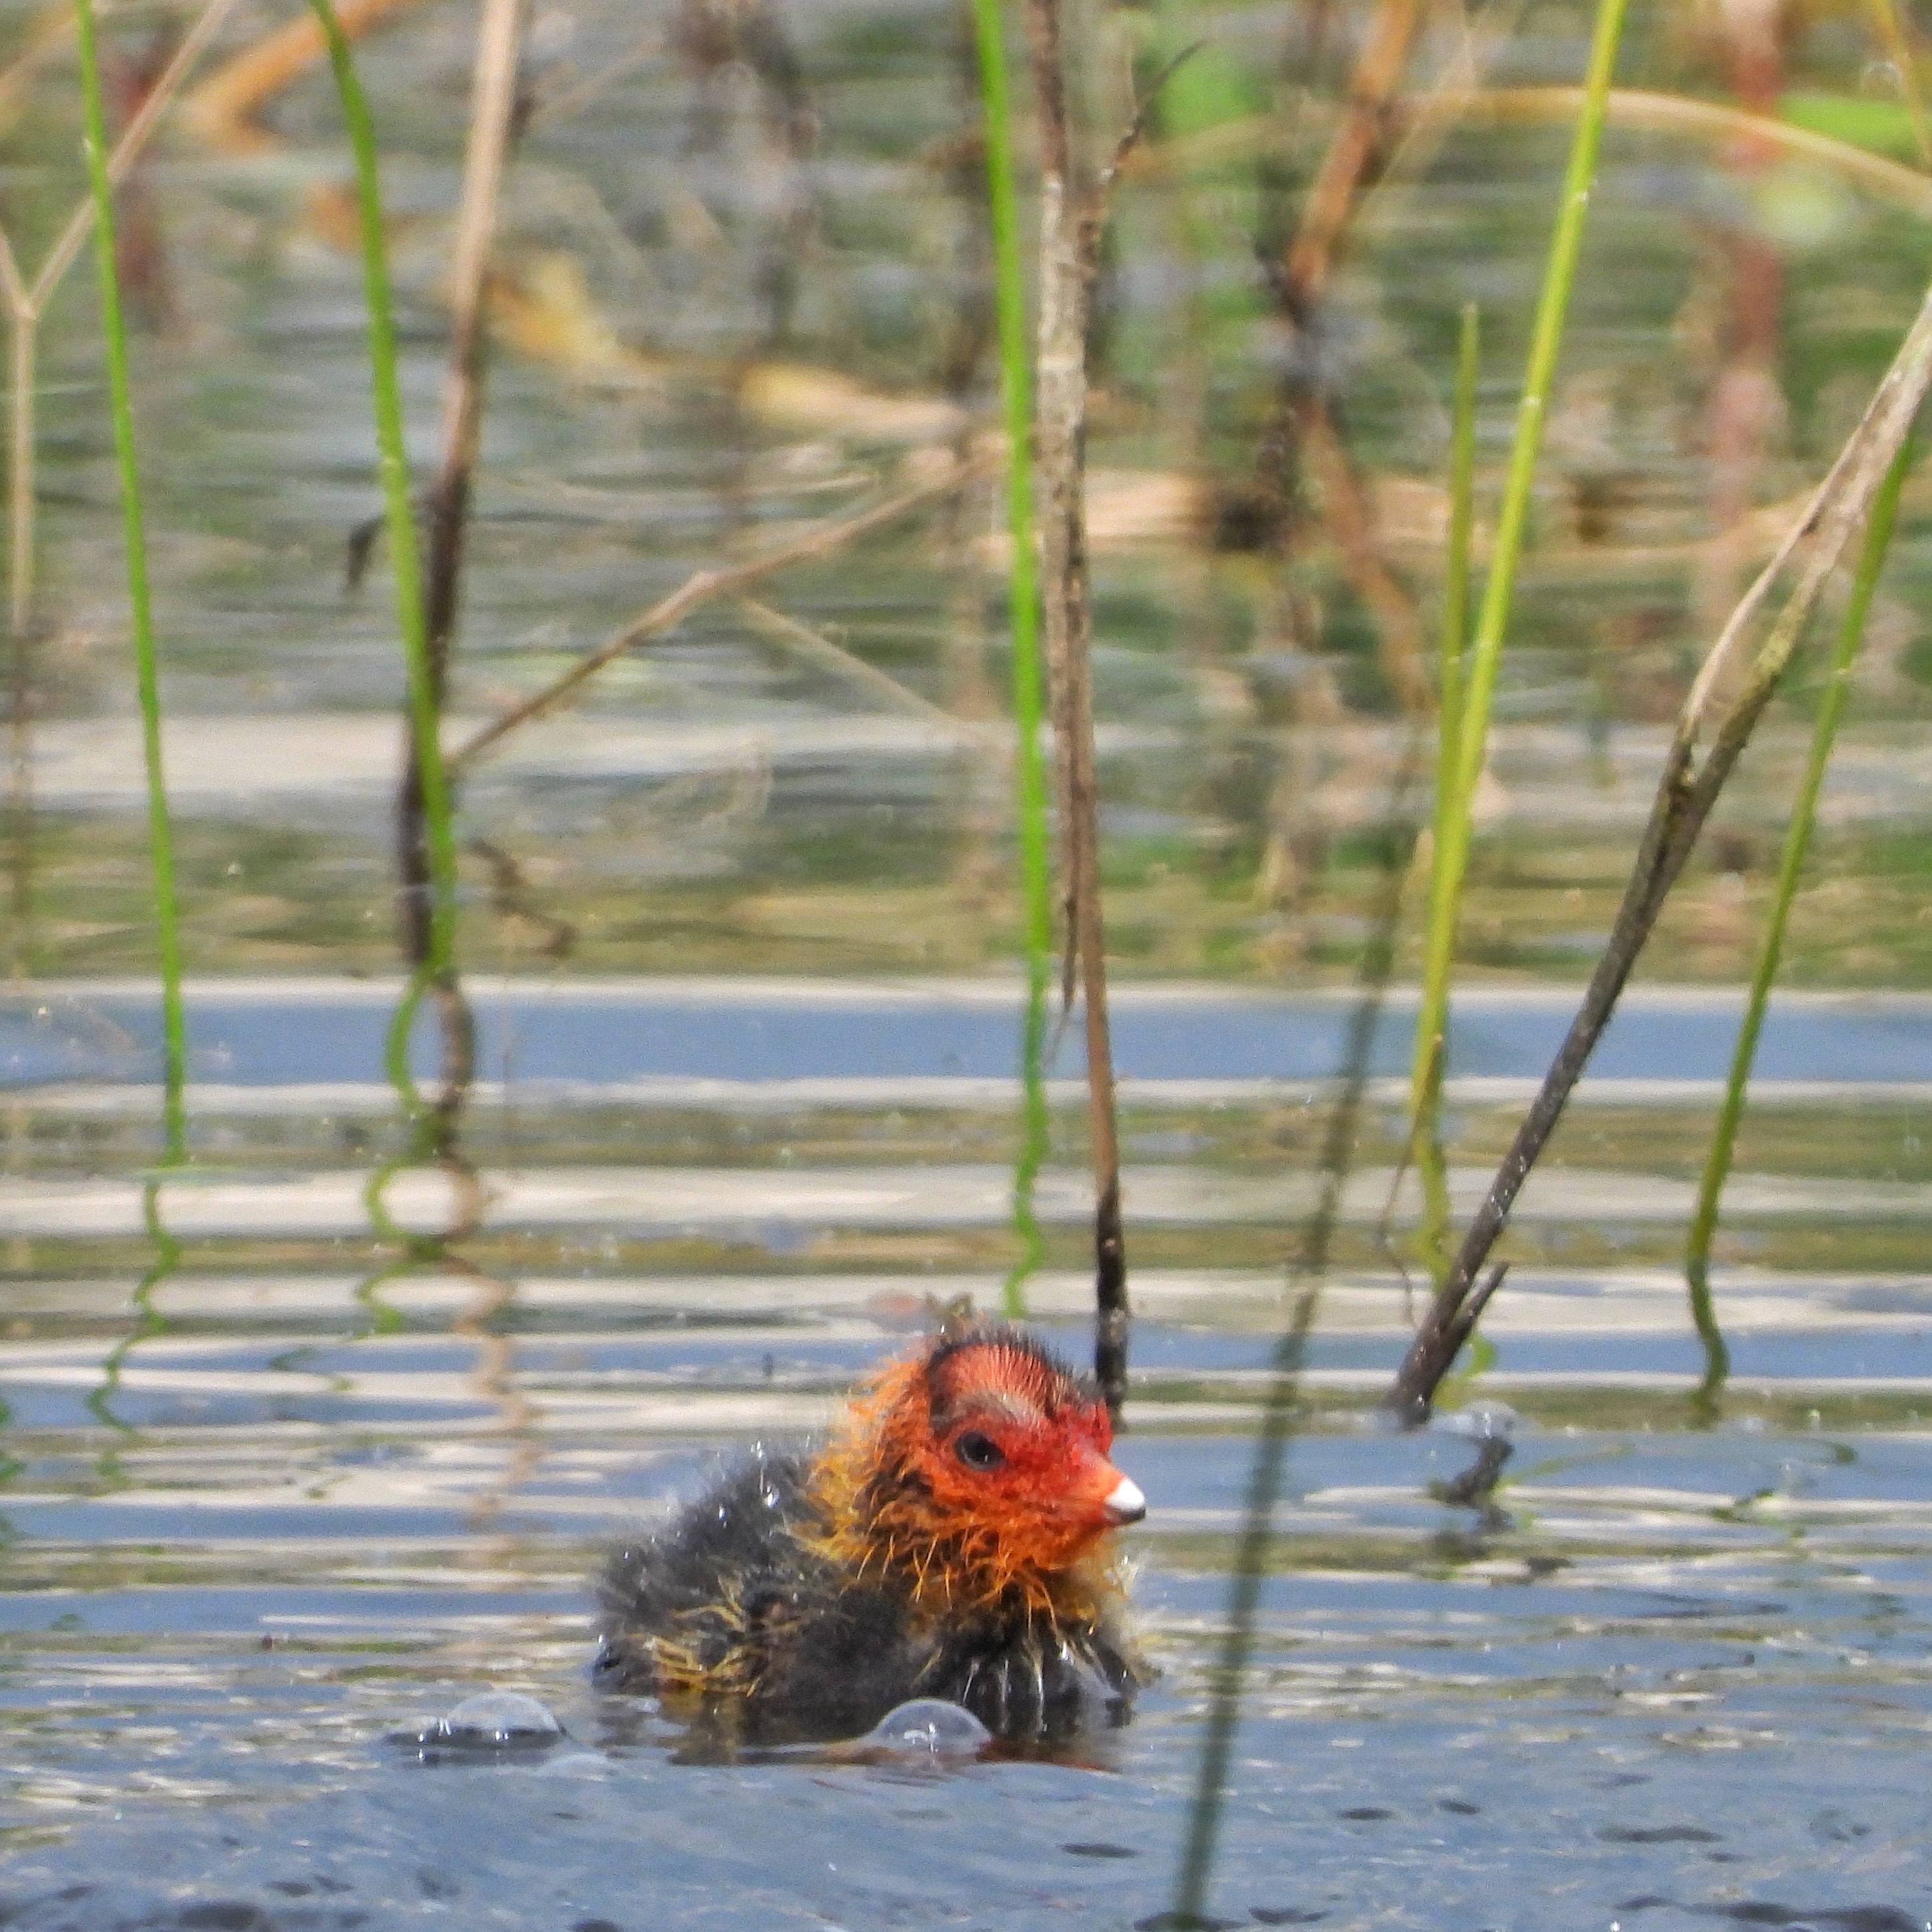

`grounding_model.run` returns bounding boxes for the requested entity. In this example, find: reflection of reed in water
[451,1256,542,1540]
[84,1177,179,1457]
[1169,733,1426,1931]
